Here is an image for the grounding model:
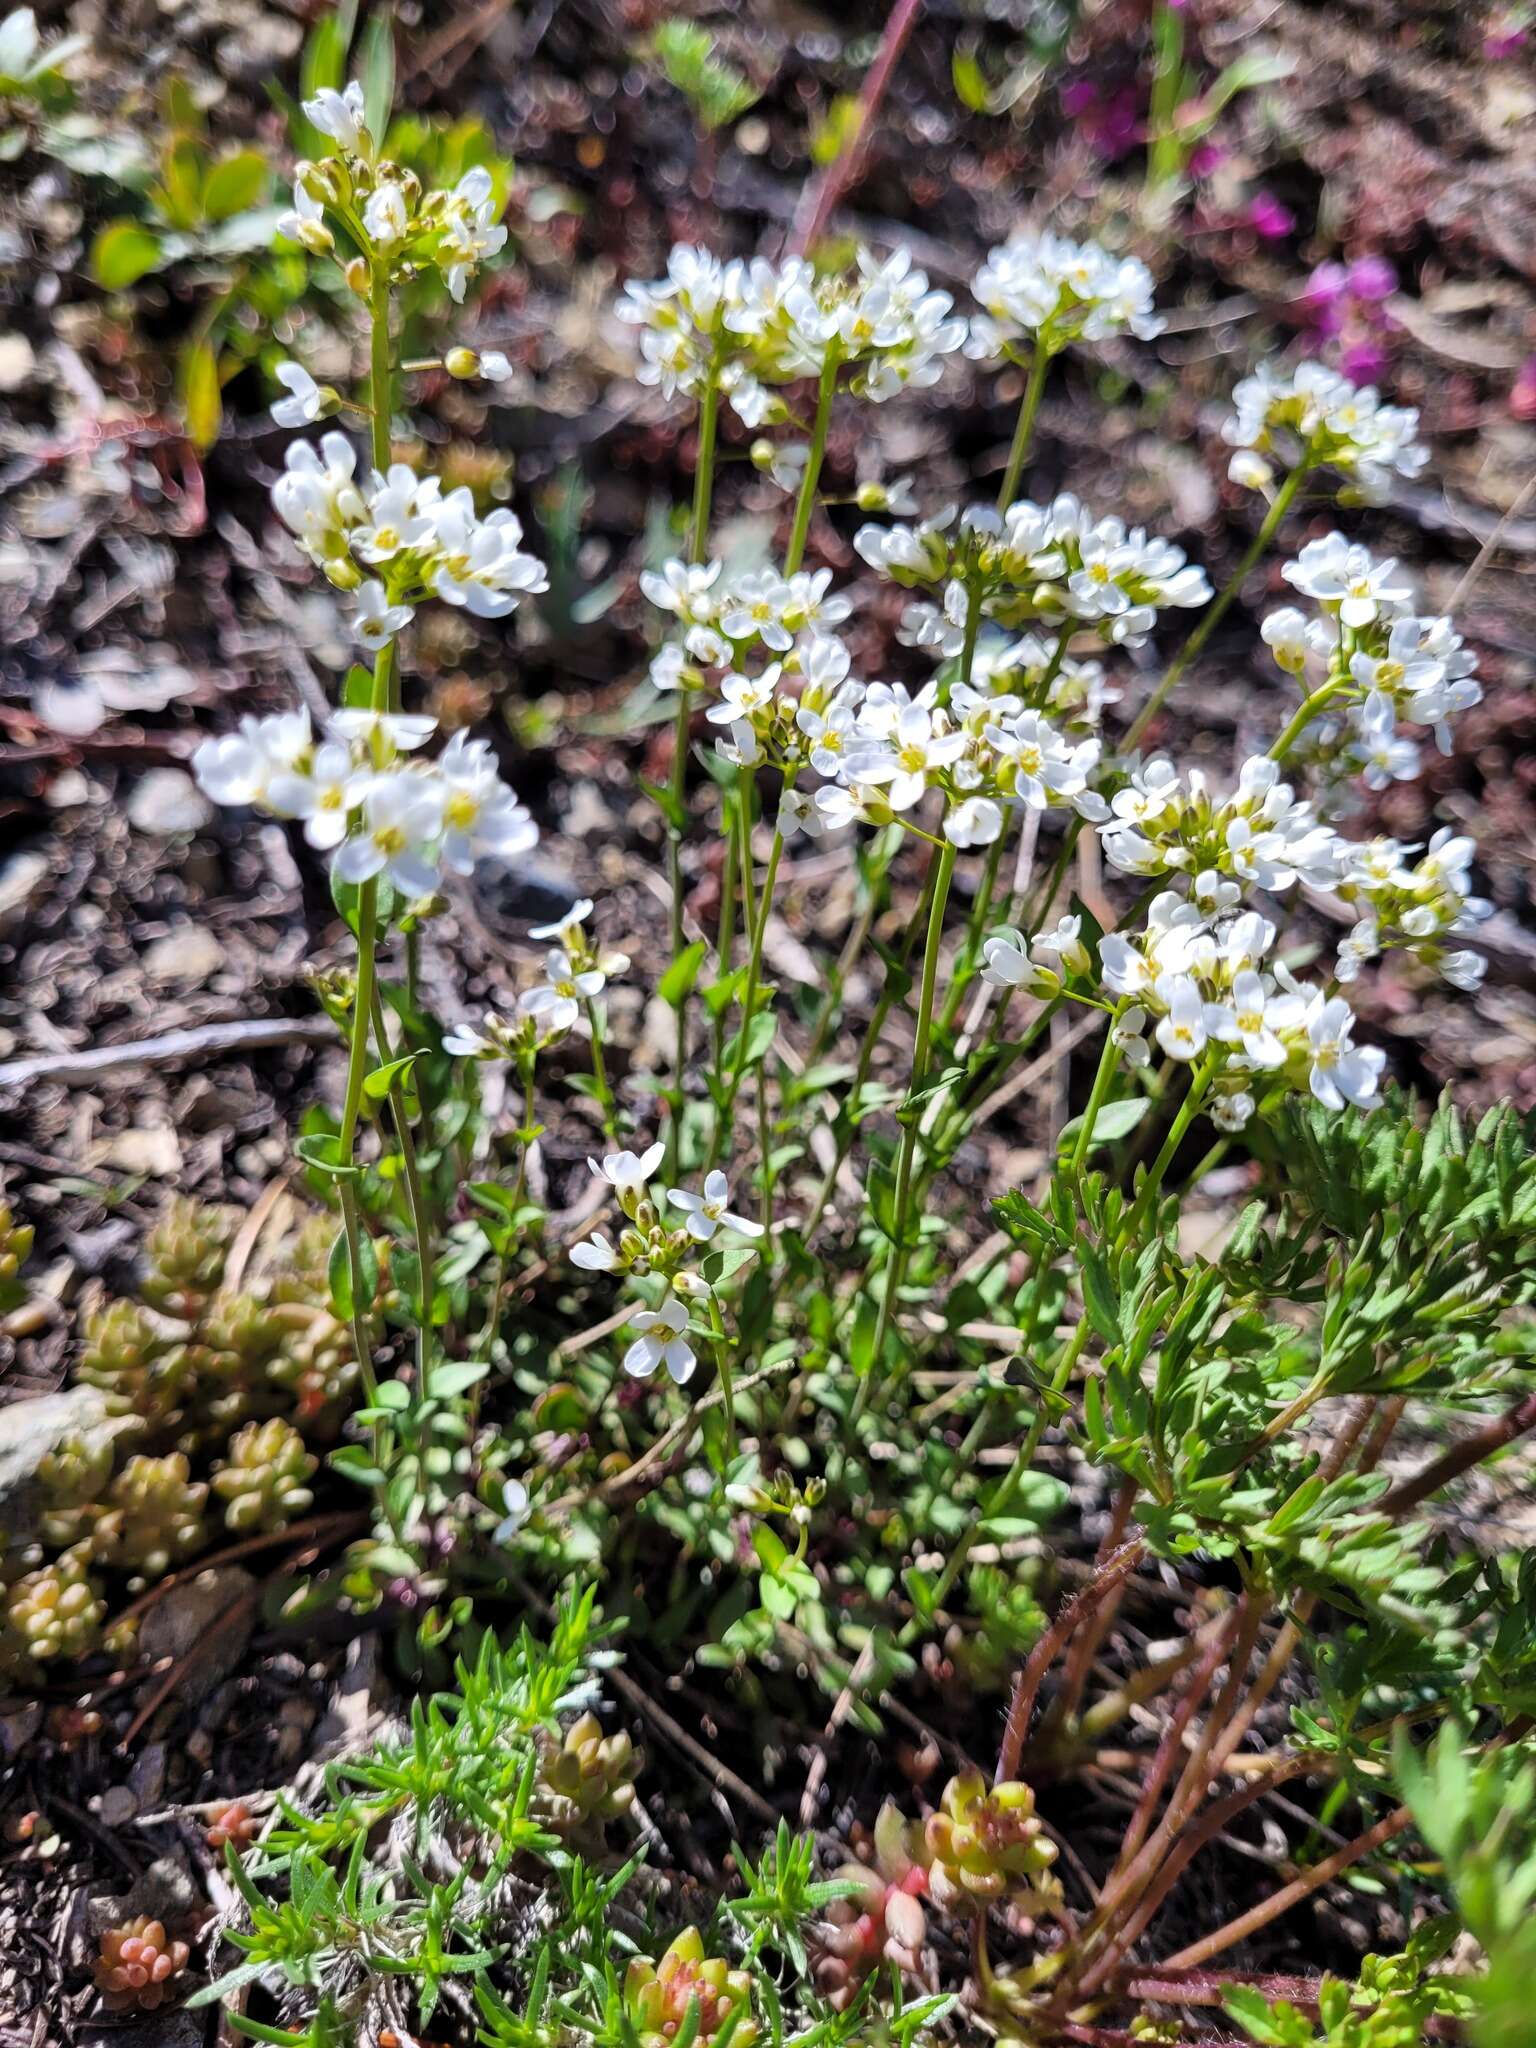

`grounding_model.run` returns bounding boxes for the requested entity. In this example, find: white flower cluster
[281,82,507,303]
[1222,361,1428,503]
[966,229,1162,360]
[1261,535,1483,789]
[445,900,632,1059]
[856,496,1211,655]
[271,433,547,649]
[1096,897,1386,1123]
[193,709,536,898]
[571,1145,764,1385]
[617,243,967,423]
[1335,832,1490,991]
[1099,754,1339,892]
